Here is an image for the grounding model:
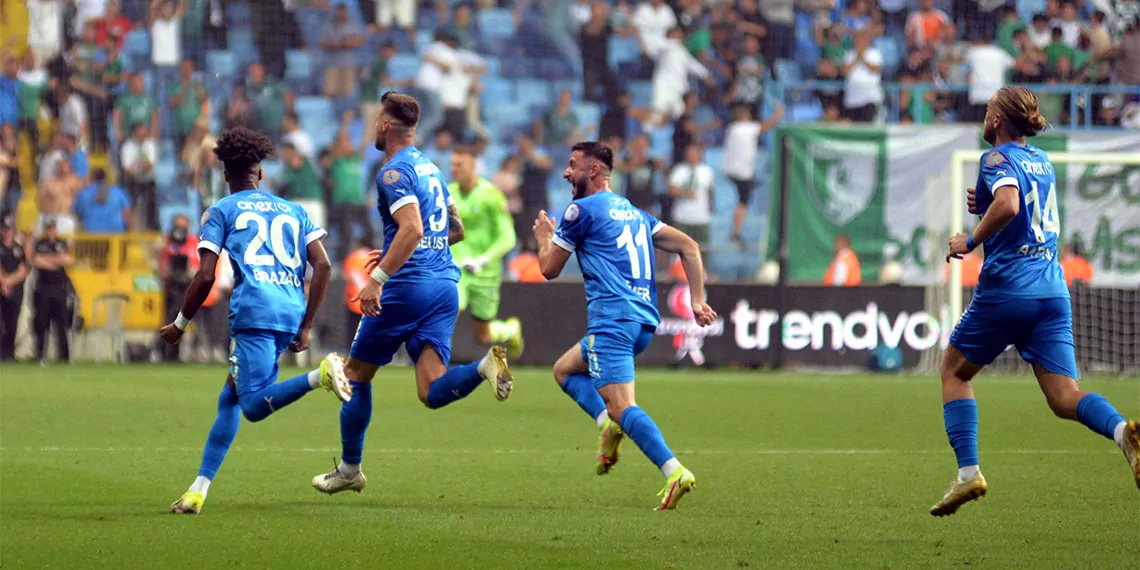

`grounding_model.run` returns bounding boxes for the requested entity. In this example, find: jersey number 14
[1025,181,1059,243]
